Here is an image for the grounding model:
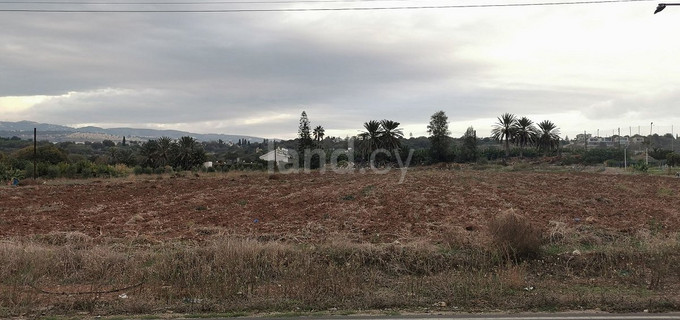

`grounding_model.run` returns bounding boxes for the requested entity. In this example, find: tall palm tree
[172,136,201,170]
[491,113,518,157]
[380,119,403,151]
[513,117,537,158]
[140,139,160,168]
[536,120,561,153]
[157,136,173,167]
[313,125,325,142]
[358,120,383,157]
